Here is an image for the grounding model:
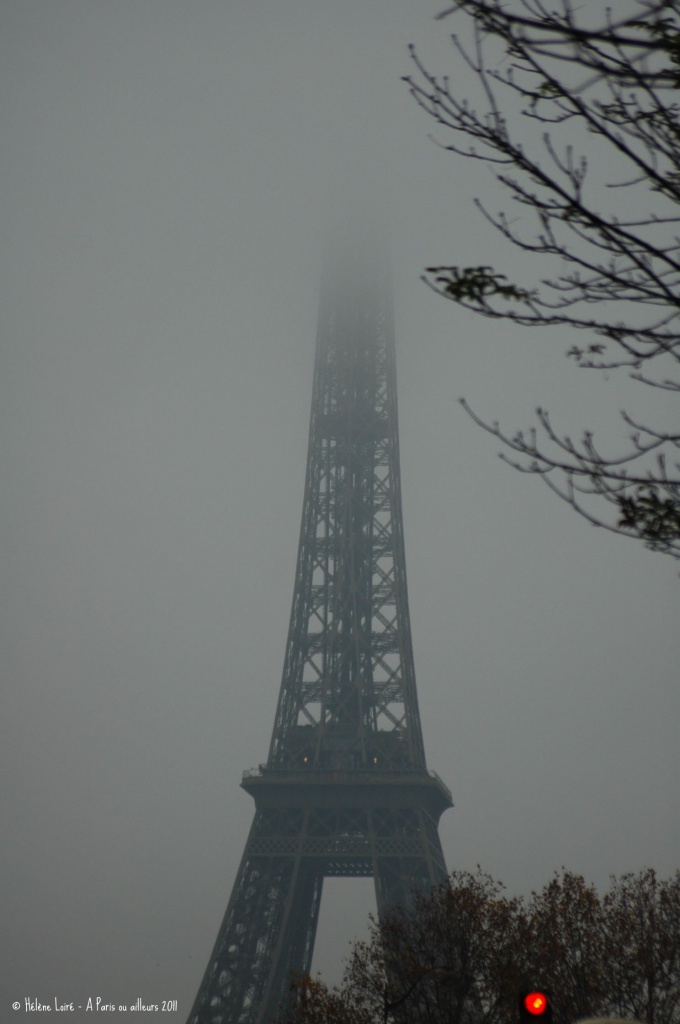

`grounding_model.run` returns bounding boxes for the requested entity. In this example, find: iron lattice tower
[188,249,452,1024]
